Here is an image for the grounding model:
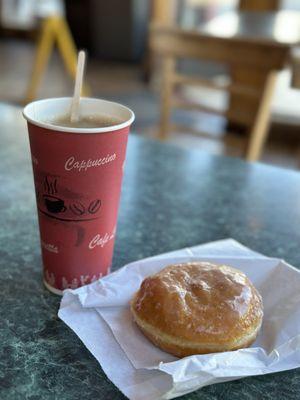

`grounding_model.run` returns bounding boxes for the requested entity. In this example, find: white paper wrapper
[58,239,300,400]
